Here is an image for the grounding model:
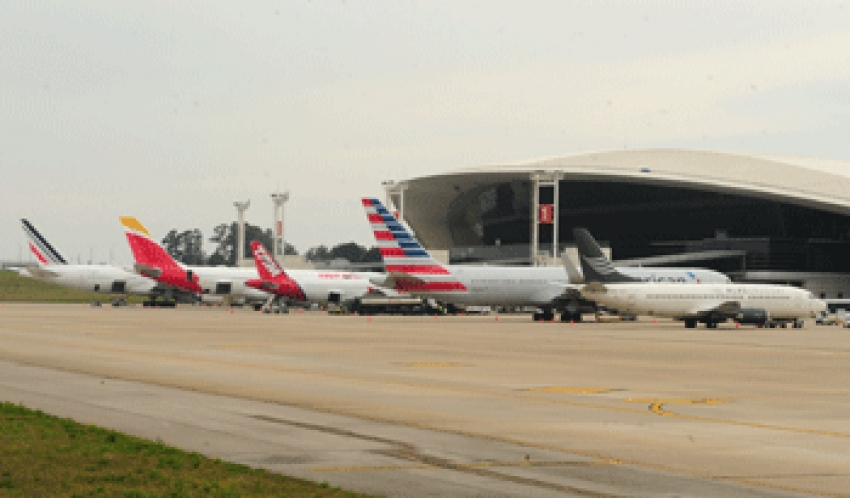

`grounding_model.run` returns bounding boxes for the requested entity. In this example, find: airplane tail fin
[573,228,639,284]
[250,241,287,281]
[21,219,67,266]
[119,216,182,276]
[361,198,464,292]
[248,241,306,300]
